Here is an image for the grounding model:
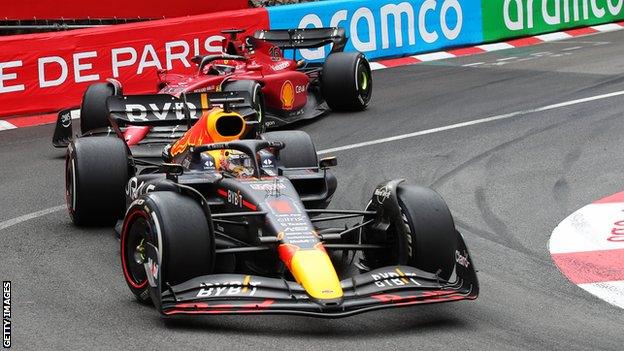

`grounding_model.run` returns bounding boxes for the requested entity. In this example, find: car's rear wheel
[223,80,265,136]
[80,82,116,134]
[361,184,458,280]
[66,136,128,226]
[322,52,372,111]
[261,130,318,168]
[121,192,215,304]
